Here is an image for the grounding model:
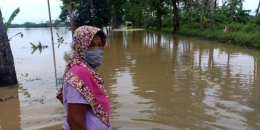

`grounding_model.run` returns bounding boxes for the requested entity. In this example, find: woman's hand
[67,103,88,130]
[57,93,63,105]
